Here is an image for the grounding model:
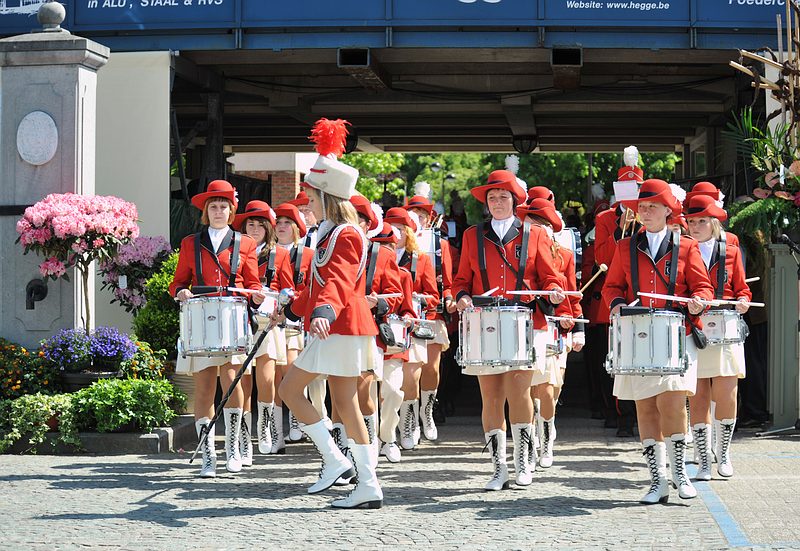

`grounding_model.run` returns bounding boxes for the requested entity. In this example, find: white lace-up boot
[511,423,533,486]
[331,440,383,509]
[288,409,304,442]
[364,415,379,463]
[331,423,354,485]
[223,408,243,473]
[692,423,713,481]
[639,439,669,504]
[666,433,697,499]
[715,418,736,477]
[256,401,274,454]
[271,405,286,455]
[533,398,542,451]
[420,390,439,441]
[539,417,557,468]
[195,417,216,478]
[484,429,510,491]
[240,411,253,467]
[399,401,416,450]
[301,420,355,494]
